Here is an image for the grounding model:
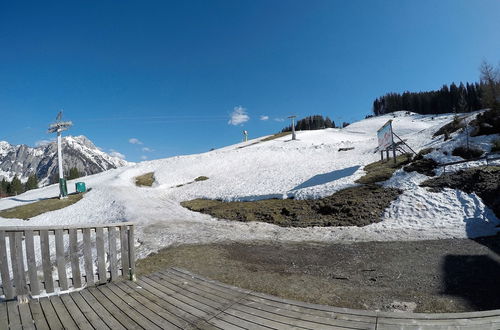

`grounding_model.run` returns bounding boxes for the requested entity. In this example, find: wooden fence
[0,222,135,302]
